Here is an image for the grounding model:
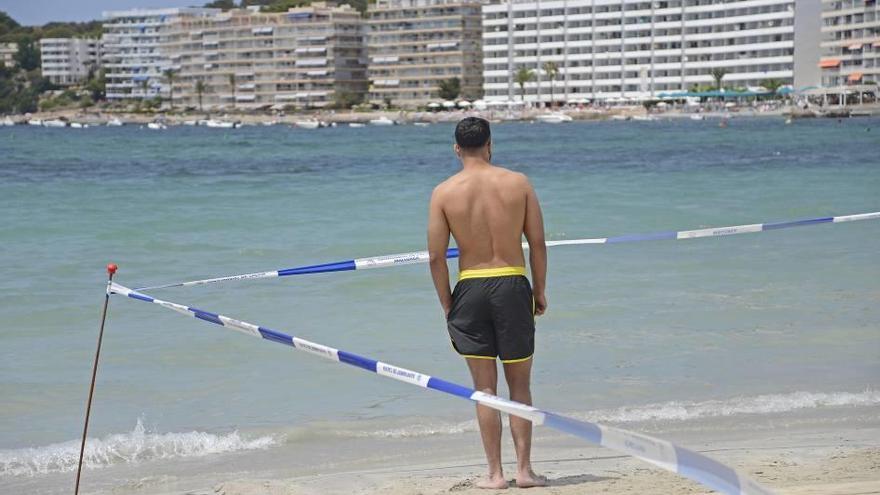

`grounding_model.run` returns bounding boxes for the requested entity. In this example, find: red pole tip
[107,263,118,275]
